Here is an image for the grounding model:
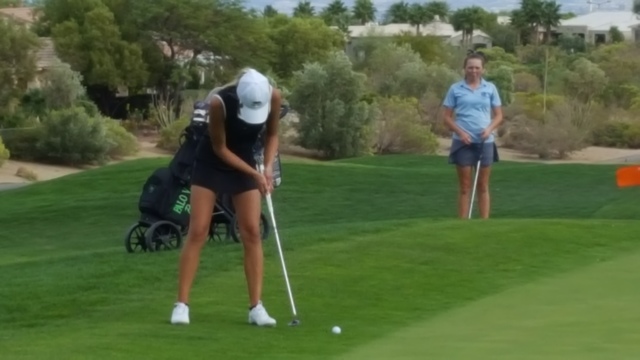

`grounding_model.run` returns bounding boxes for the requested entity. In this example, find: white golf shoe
[171,302,190,325]
[248,301,277,327]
